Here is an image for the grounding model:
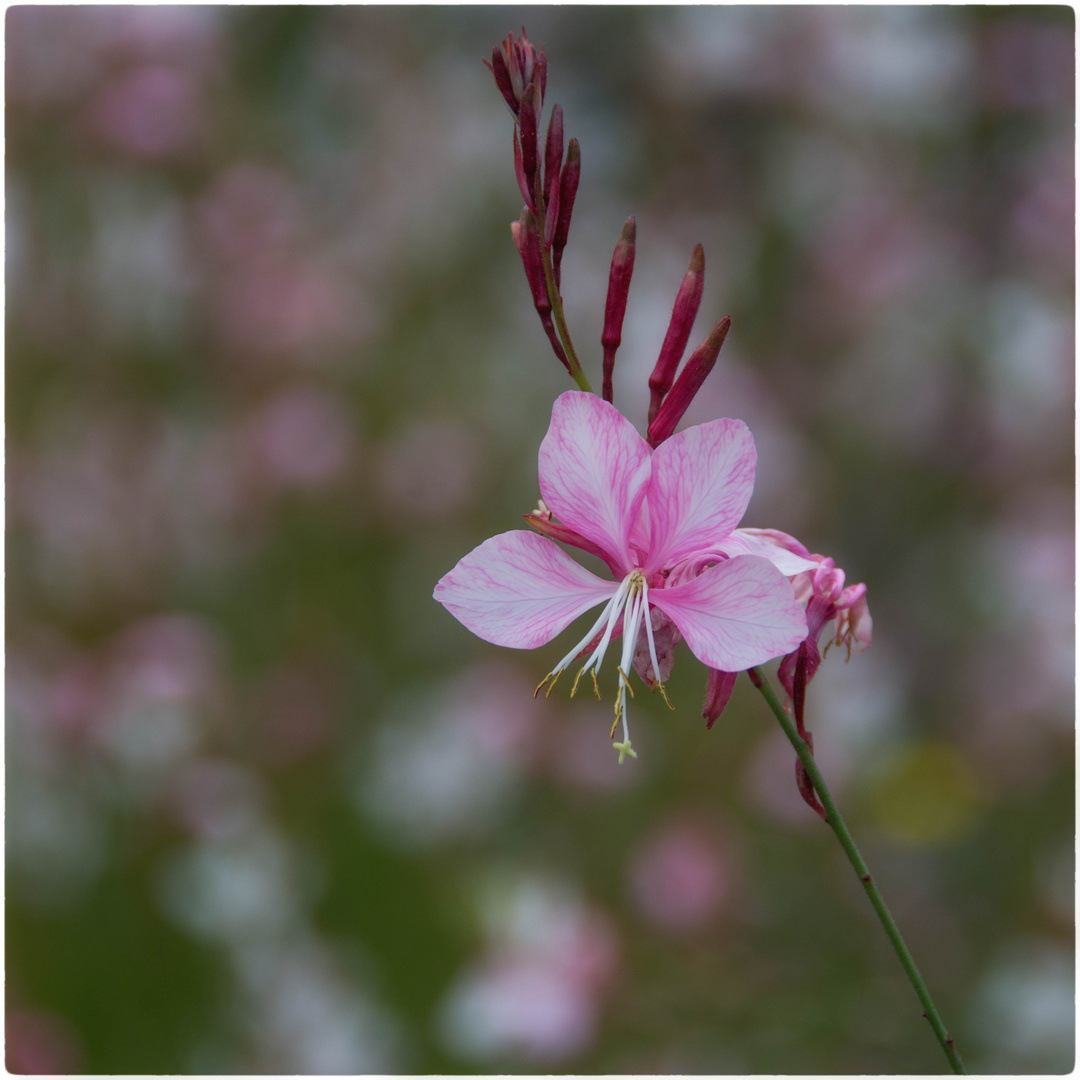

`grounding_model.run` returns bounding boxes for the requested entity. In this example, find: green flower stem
[747,666,966,1075]
[532,185,593,394]
[540,241,592,393]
